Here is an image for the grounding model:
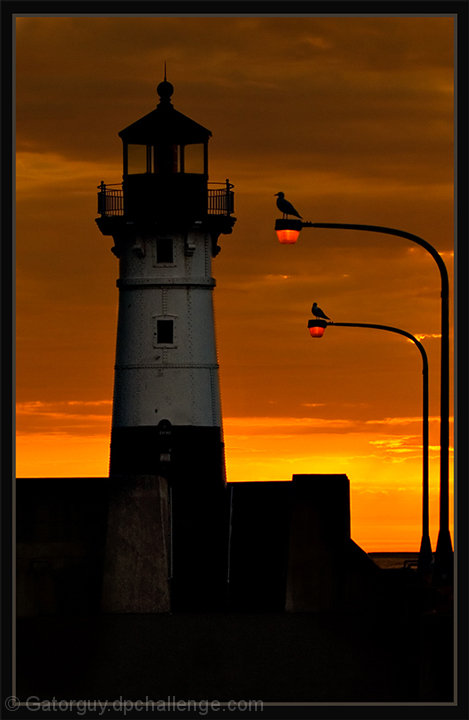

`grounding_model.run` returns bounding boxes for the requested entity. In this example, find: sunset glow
[15,16,454,552]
